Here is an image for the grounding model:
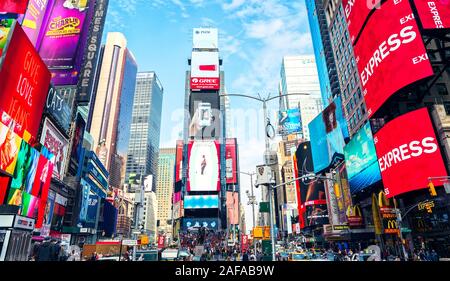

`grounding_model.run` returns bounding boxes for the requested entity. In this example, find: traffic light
[428,181,437,197]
